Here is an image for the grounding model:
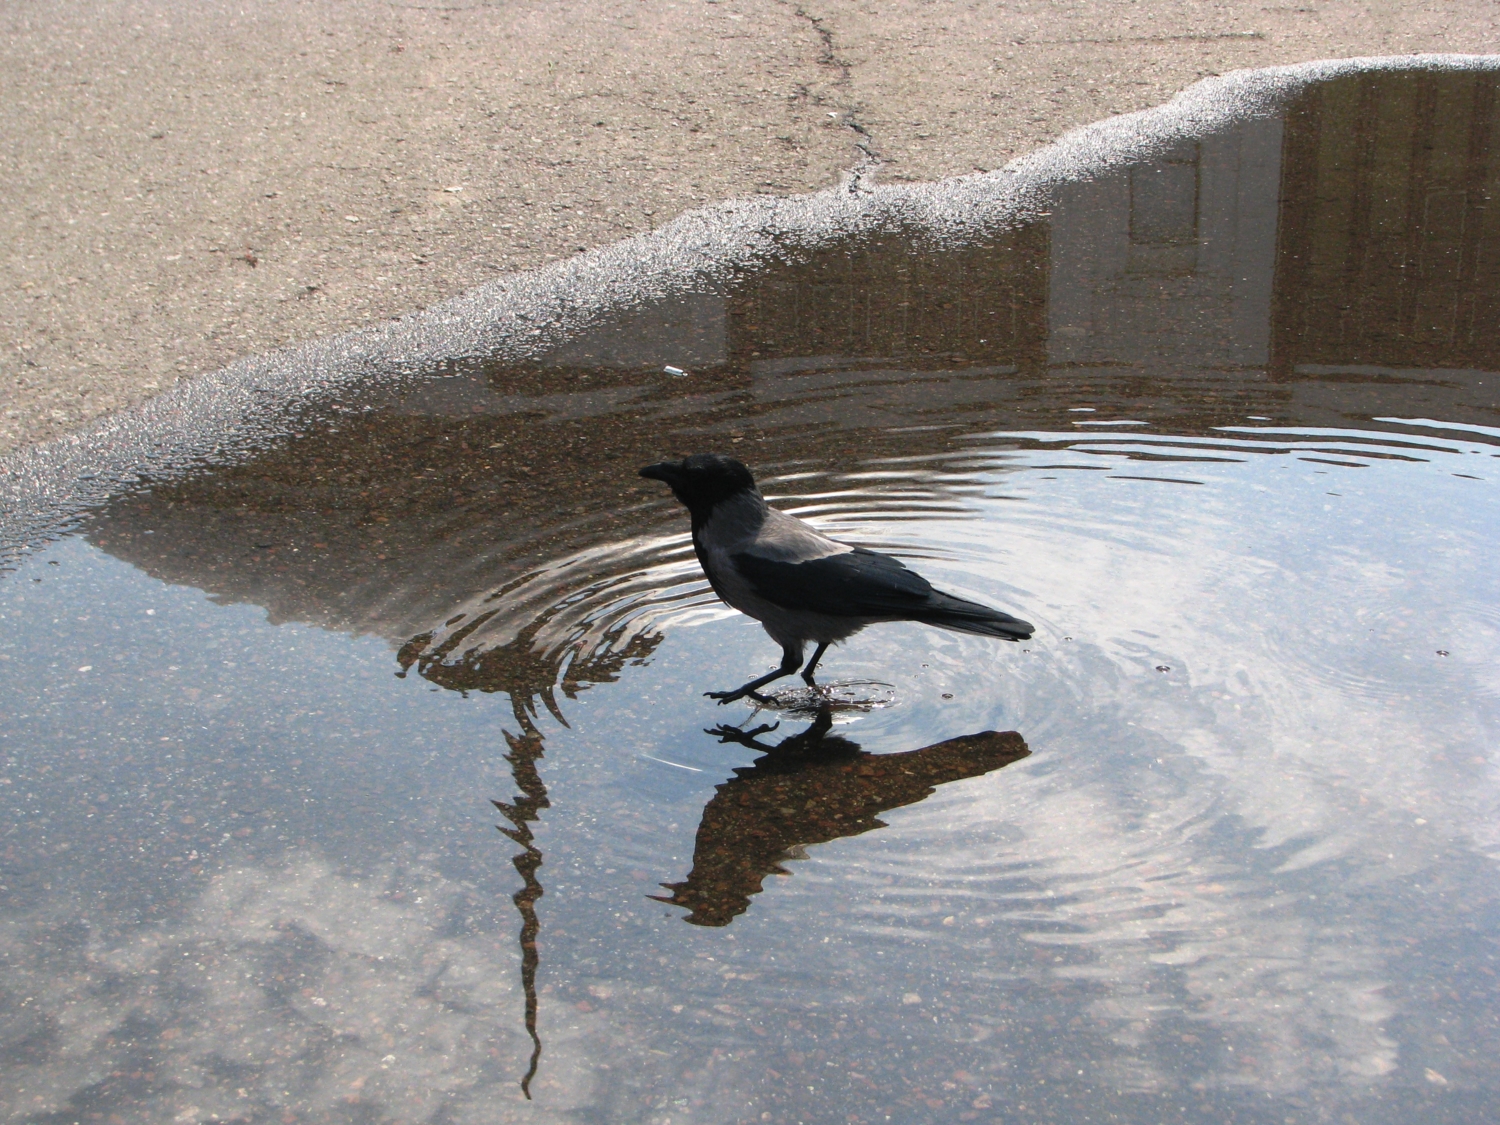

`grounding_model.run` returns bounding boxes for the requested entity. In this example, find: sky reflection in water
[3,68,1500,1125]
